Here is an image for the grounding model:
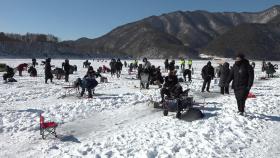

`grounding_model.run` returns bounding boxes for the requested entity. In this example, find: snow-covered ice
[0,59,280,158]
